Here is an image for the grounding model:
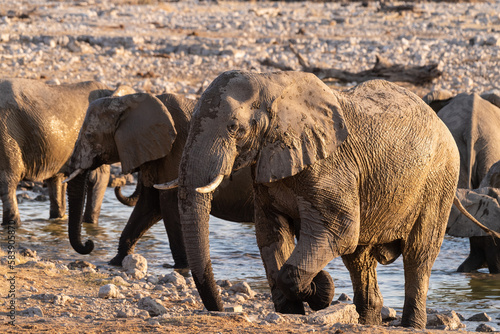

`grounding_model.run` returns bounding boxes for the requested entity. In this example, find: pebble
[137,296,168,316]
[98,284,121,299]
[122,254,147,279]
[468,312,492,322]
